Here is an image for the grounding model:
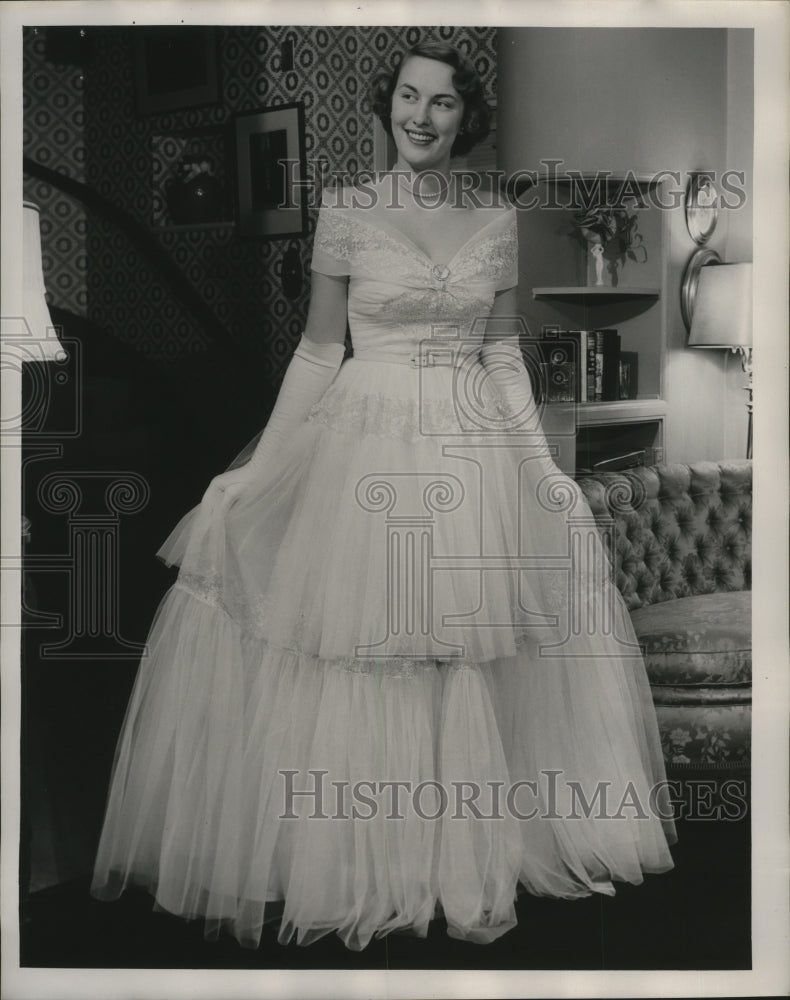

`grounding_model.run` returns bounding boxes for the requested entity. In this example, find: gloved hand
[200,465,260,519]
[200,333,345,517]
